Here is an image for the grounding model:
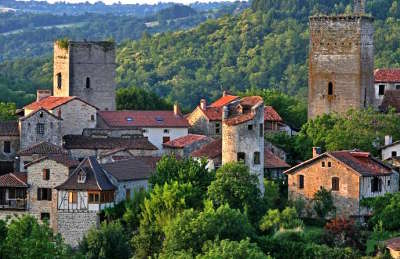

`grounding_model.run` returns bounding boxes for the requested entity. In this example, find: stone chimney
[223,90,227,97]
[385,135,393,146]
[36,90,51,102]
[173,103,180,116]
[200,99,207,110]
[354,0,365,14]
[312,147,322,158]
[222,106,229,120]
